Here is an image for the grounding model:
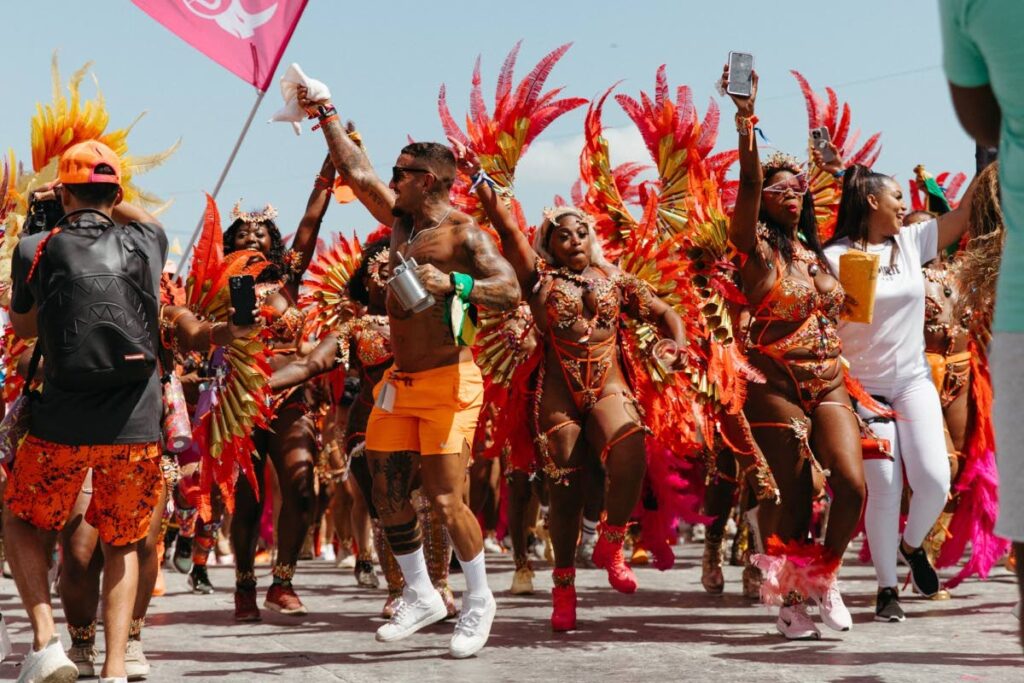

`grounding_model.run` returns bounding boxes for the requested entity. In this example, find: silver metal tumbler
[388,252,436,314]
